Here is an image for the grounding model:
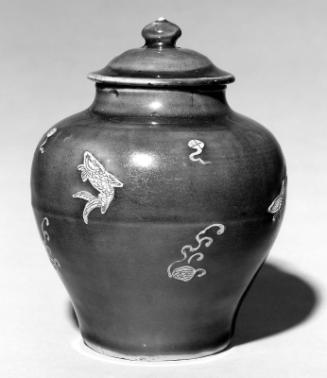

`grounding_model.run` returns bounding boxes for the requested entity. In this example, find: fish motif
[167,224,225,282]
[72,151,123,224]
[268,179,286,221]
[188,139,211,165]
[41,217,61,270]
